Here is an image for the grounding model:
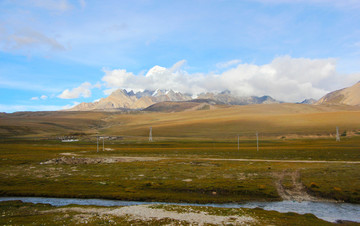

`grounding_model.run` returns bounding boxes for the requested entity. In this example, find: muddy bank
[272,170,334,202]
